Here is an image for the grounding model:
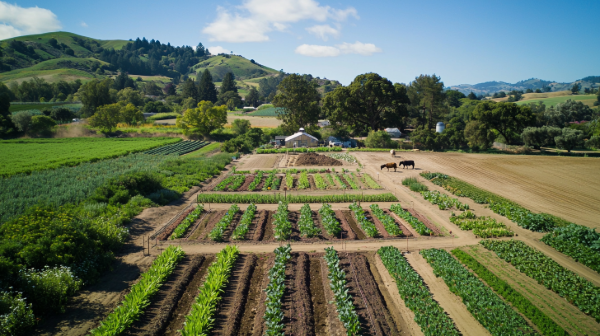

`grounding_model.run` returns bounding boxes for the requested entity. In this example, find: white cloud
[306,24,339,41]
[207,46,230,55]
[202,0,357,42]
[0,1,61,39]
[81,21,88,28]
[295,41,382,57]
